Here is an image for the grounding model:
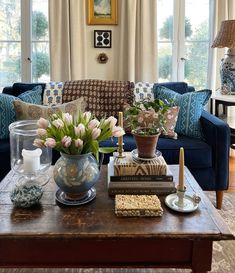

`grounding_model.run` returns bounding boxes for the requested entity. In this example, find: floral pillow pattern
[134,82,154,102]
[136,106,179,139]
[43,81,64,106]
[123,103,179,139]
